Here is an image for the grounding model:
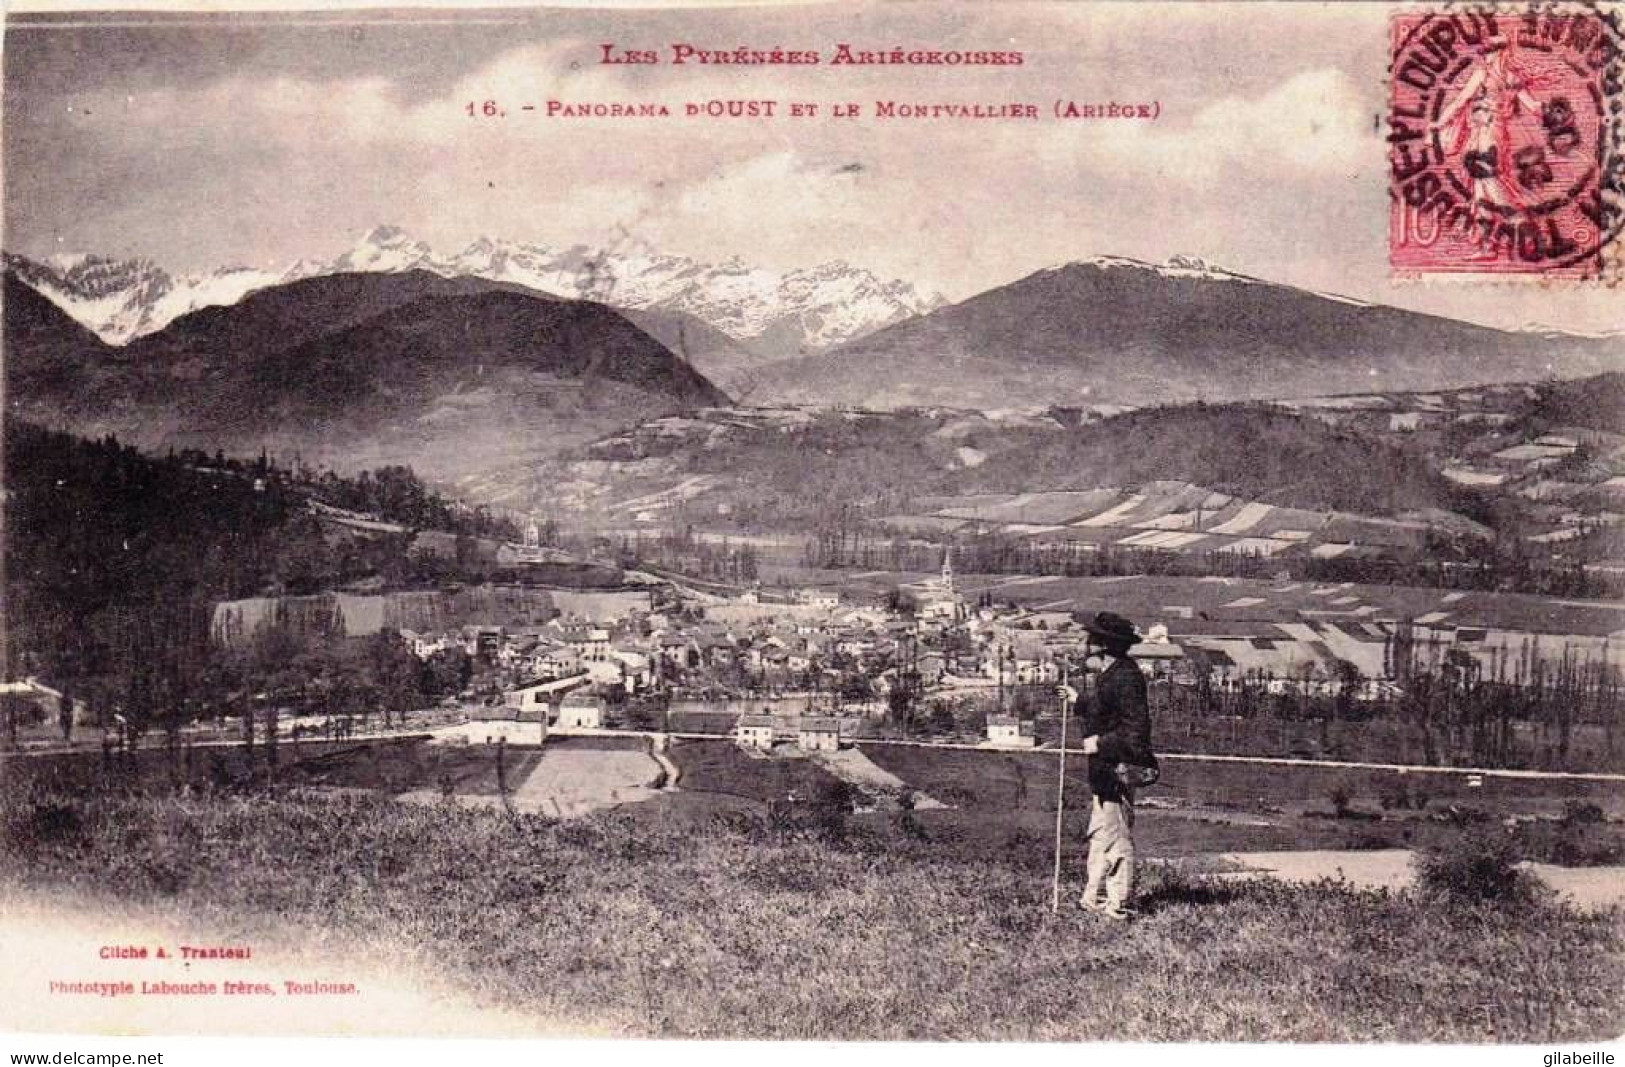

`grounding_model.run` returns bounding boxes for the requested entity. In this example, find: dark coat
[1077,656,1155,801]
